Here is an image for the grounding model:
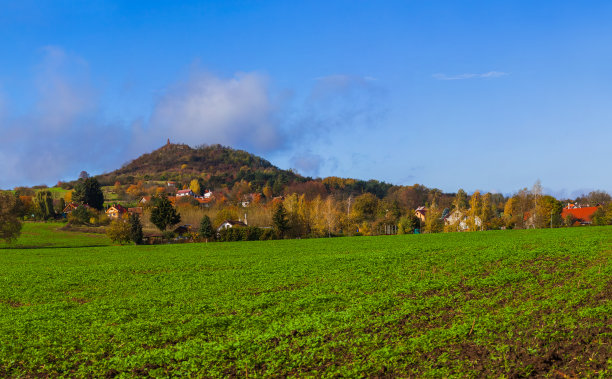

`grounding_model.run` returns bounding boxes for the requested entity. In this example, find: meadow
[0,224,610,377]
